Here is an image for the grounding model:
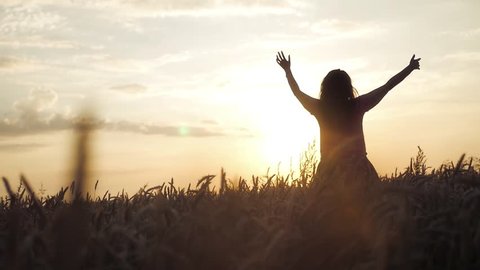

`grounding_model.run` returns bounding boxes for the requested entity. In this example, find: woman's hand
[276,51,291,71]
[409,54,421,70]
